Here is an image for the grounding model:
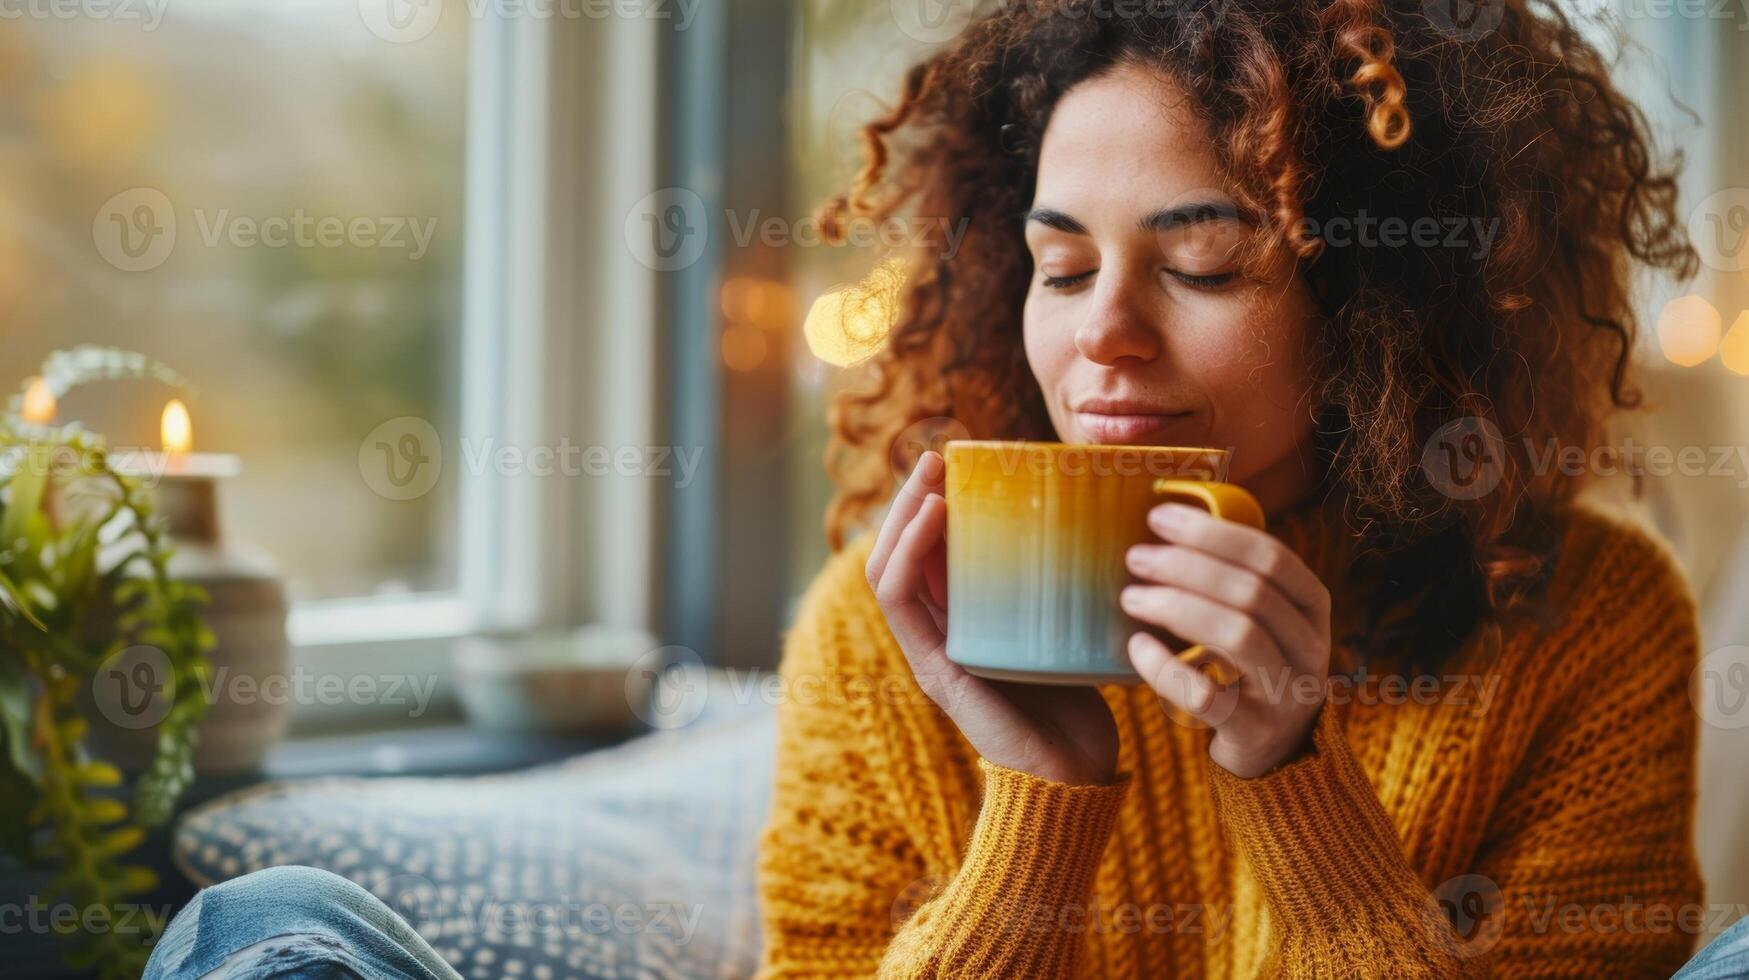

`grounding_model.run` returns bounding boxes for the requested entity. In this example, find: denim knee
[205,865,380,915]
[146,865,458,980]
[1673,914,1749,980]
